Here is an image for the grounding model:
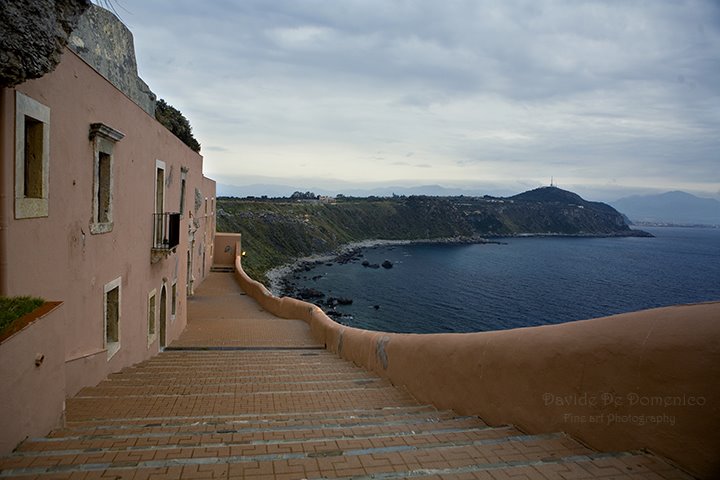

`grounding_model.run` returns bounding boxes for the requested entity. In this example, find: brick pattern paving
[0,273,694,479]
[174,272,321,348]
